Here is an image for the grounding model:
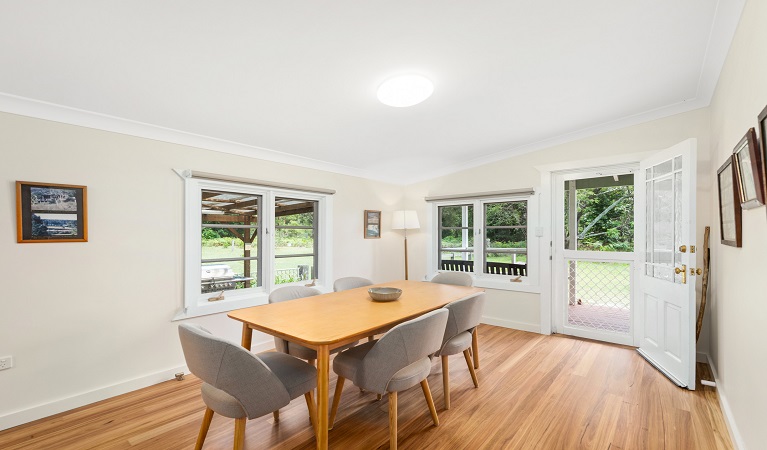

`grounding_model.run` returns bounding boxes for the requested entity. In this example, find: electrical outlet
[0,356,13,370]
